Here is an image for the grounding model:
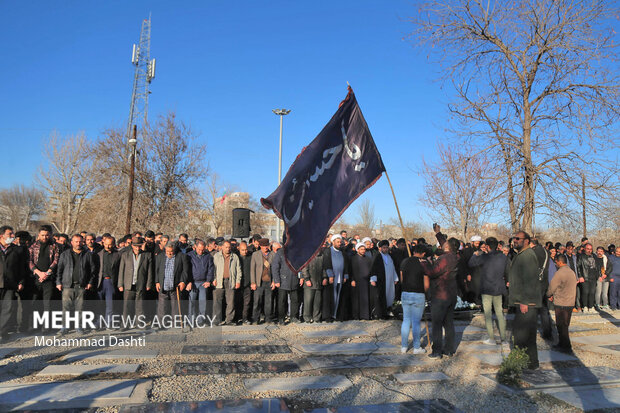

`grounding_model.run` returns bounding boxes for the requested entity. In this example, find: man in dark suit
[97,235,120,329]
[155,242,190,326]
[0,226,26,342]
[118,236,153,327]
